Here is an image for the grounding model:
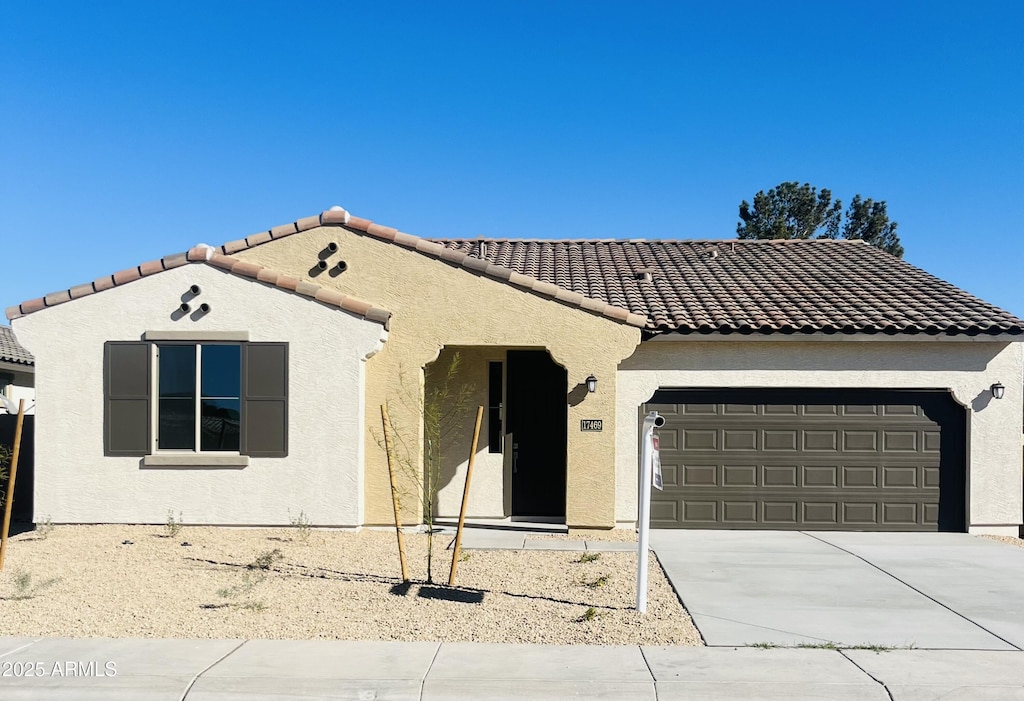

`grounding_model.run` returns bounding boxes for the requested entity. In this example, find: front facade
[7,206,1024,534]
